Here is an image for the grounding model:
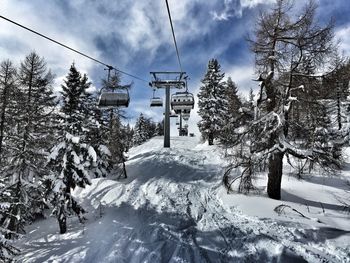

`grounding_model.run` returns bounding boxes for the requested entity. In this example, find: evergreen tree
[0,60,17,158]
[156,120,164,136]
[100,71,132,178]
[80,74,111,178]
[133,113,152,145]
[197,59,227,145]
[0,52,56,238]
[0,222,19,261]
[220,77,242,145]
[108,114,129,178]
[47,64,95,234]
[123,123,134,151]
